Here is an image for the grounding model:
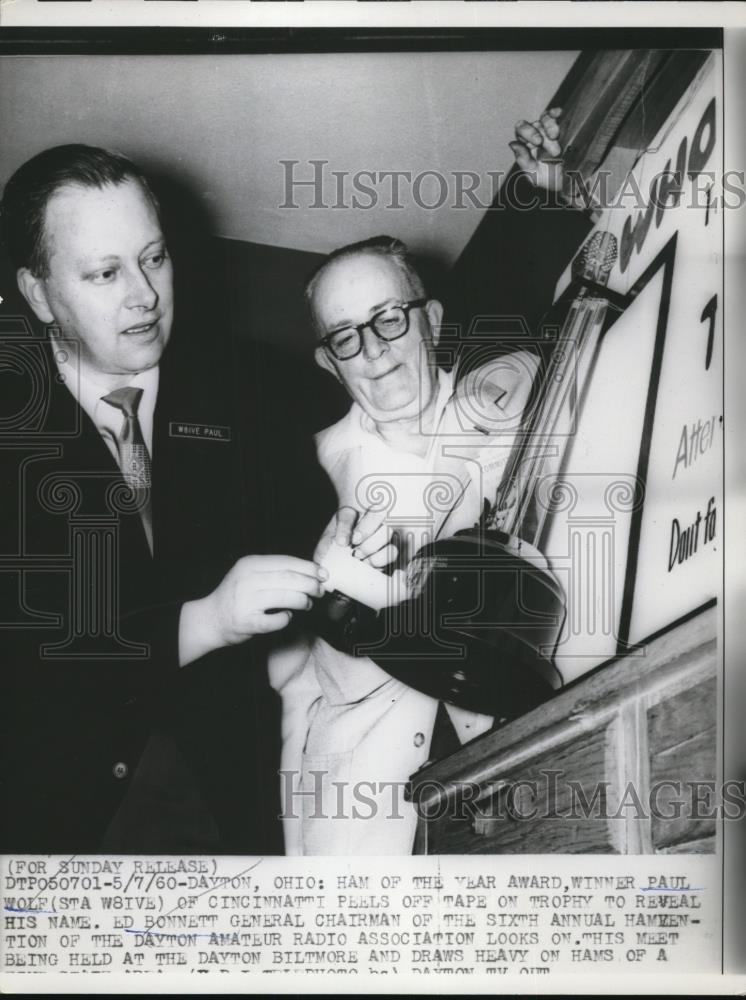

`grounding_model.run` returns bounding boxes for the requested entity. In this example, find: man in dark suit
[0,144,327,854]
